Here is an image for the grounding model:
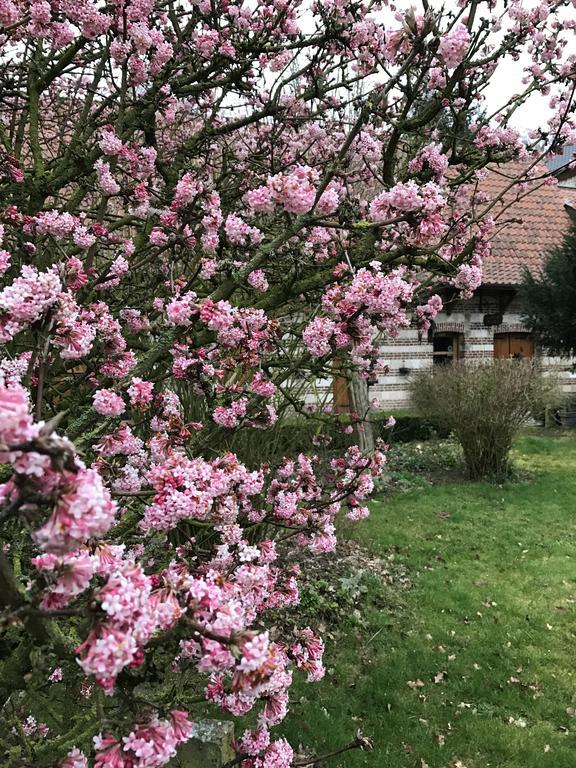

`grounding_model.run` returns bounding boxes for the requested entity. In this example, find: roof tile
[478,161,574,286]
